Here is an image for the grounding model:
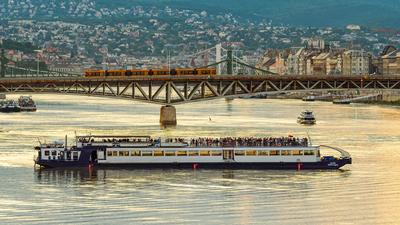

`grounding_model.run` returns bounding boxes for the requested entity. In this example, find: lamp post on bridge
[0,38,5,78]
[34,49,43,77]
[0,48,5,78]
